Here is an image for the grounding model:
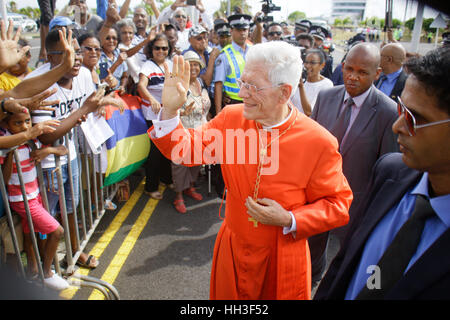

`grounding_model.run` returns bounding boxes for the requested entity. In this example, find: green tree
[8,1,18,13]
[405,17,415,31]
[333,18,342,27]
[422,18,435,33]
[143,0,171,17]
[342,17,352,26]
[404,17,435,33]
[392,18,402,28]
[214,0,252,19]
[287,11,306,23]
